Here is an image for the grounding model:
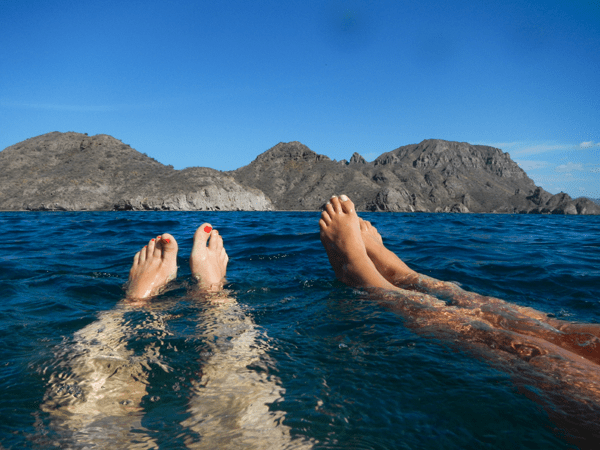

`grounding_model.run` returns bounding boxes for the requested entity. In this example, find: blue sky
[1,0,598,198]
